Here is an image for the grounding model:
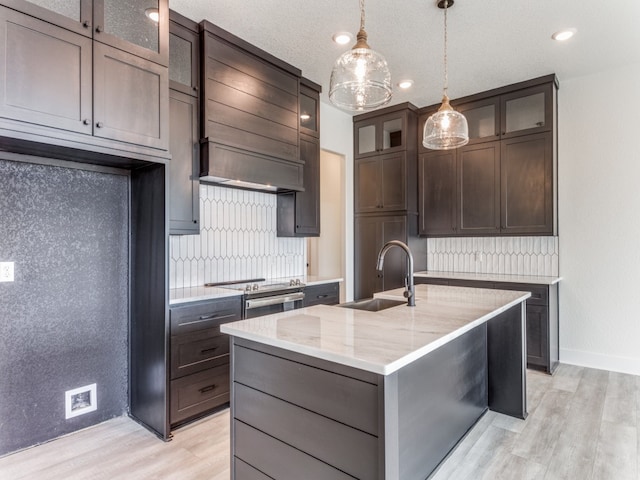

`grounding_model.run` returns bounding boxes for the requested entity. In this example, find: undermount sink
[339,297,406,312]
